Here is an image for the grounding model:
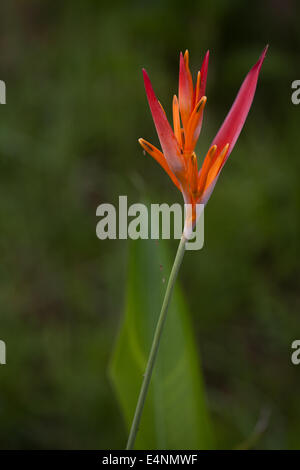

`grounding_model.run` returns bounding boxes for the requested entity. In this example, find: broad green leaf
[109,238,214,449]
